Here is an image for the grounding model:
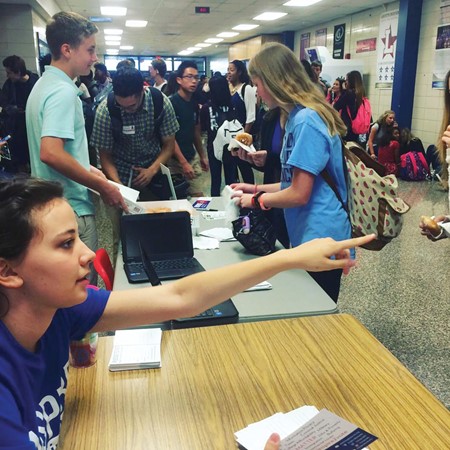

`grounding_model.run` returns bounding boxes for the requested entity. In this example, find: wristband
[259,193,271,210]
[252,191,266,209]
